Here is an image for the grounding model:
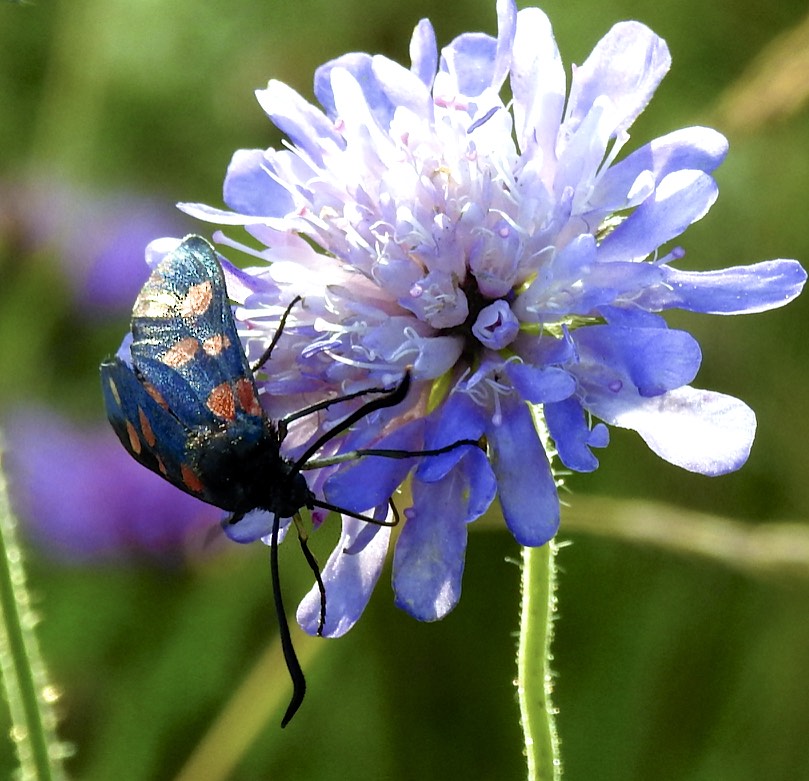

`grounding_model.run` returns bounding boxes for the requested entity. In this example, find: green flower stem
[0,436,66,781]
[517,540,561,781]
